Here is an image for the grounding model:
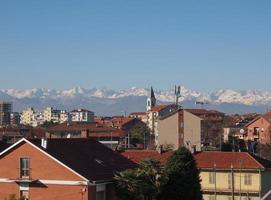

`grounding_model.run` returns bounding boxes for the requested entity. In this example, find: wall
[247,117,271,144]
[200,170,261,200]
[183,110,202,152]
[157,112,179,150]
[0,141,92,200]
